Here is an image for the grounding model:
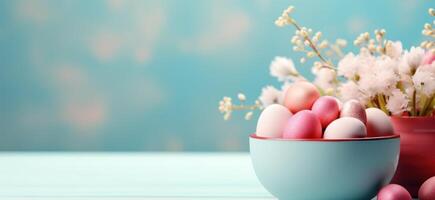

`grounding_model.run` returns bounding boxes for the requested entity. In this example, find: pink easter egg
[283,81,320,113]
[340,99,367,124]
[421,51,435,65]
[377,184,412,200]
[283,110,322,139]
[311,96,339,128]
[419,176,435,200]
